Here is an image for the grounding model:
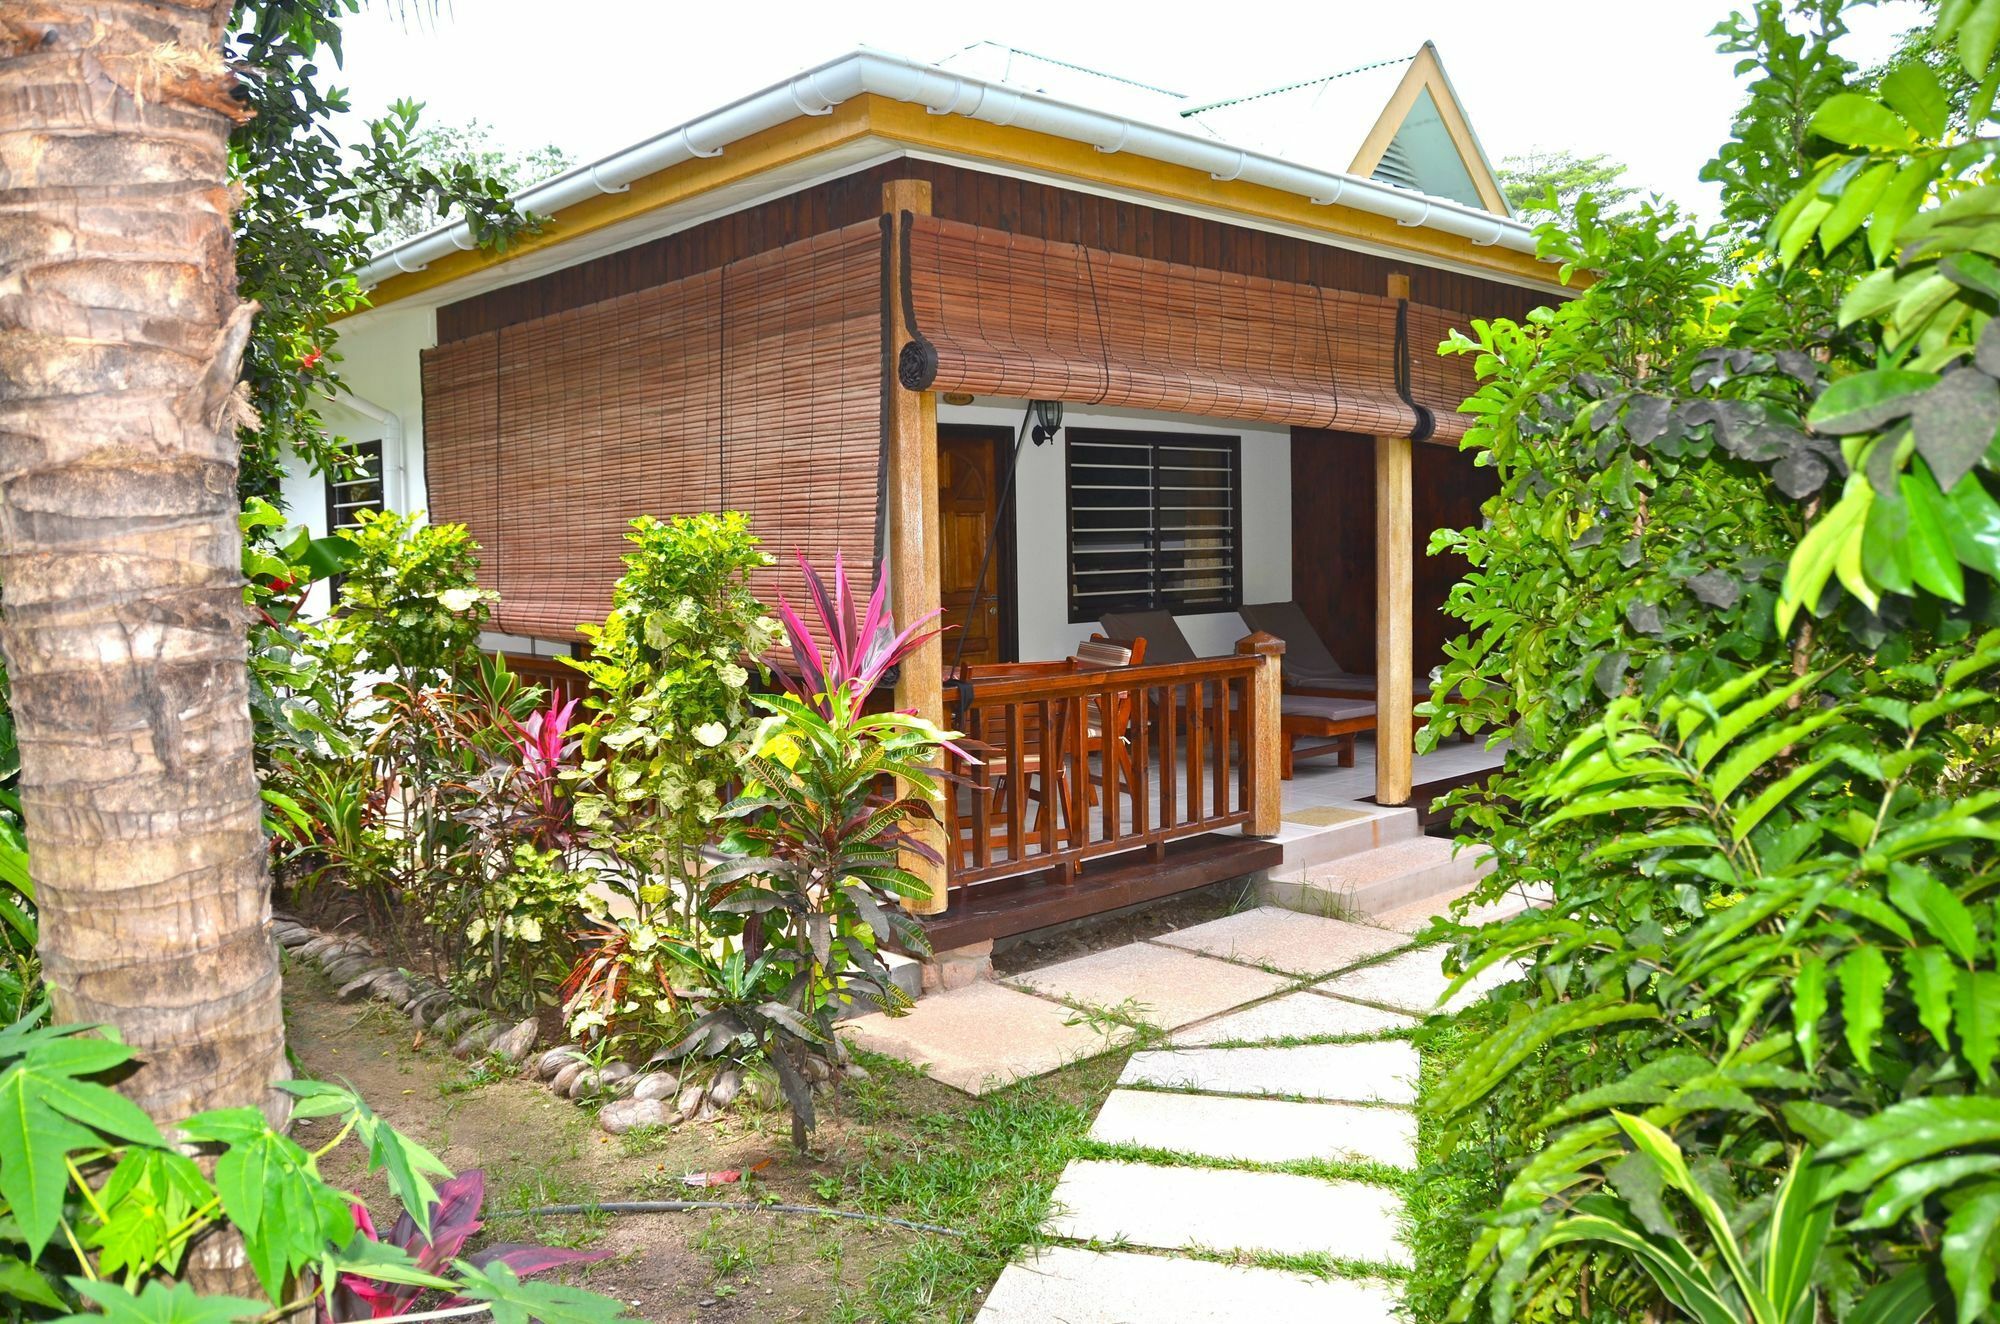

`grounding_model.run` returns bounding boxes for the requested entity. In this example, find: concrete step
[1172,989,1417,1046]
[1260,803,1421,876]
[1150,905,1410,979]
[1089,1088,1417,1168]
[1372,880,1551,934]
[840,981,1132,1094]
[1259,835,1491,920]
[1317,945,1524,1018]
[1120,1040,1420,1105]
